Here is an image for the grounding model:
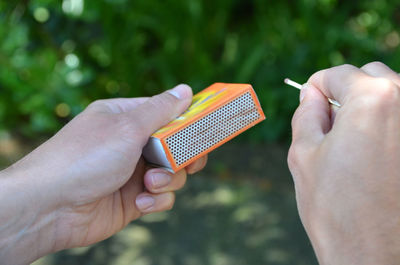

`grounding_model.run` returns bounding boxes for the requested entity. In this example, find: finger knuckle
[368,78,398,106]
[374,77,397,93]
[361,61,385,70]
[338,64,357,72]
